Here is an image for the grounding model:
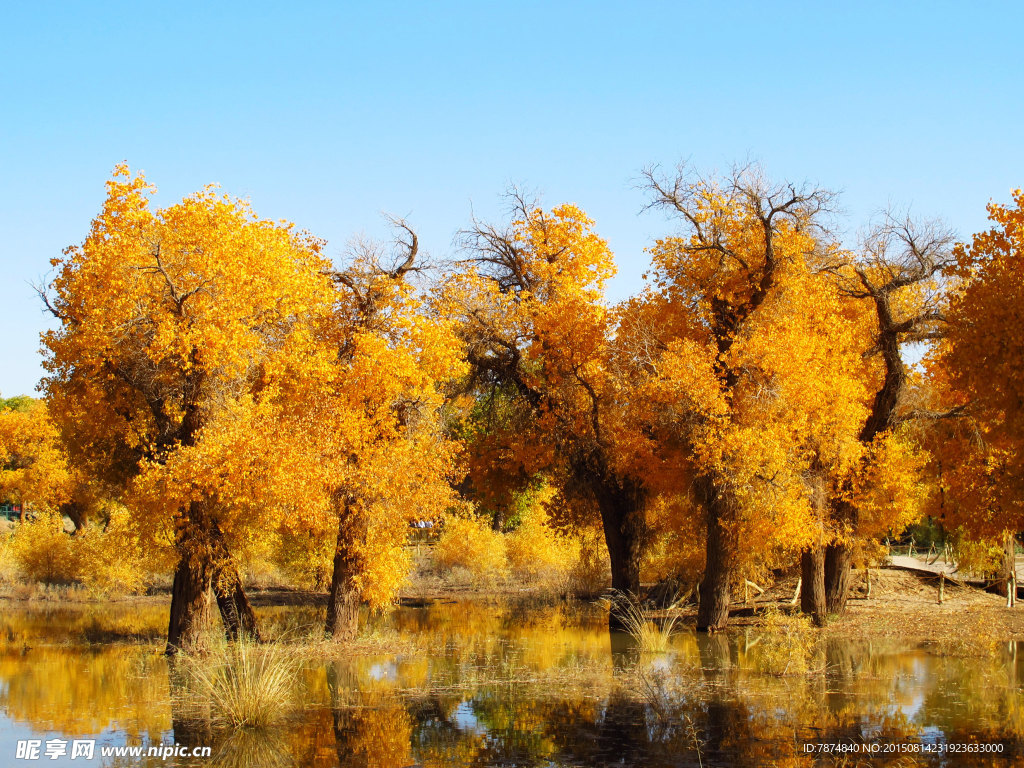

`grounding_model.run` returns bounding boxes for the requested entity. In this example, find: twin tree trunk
[799,542,852,620]
[800,543,848,623]
[212,557,260,642]
[166,500,260,654]
[820,498,857,615]
[594,476,645,595]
